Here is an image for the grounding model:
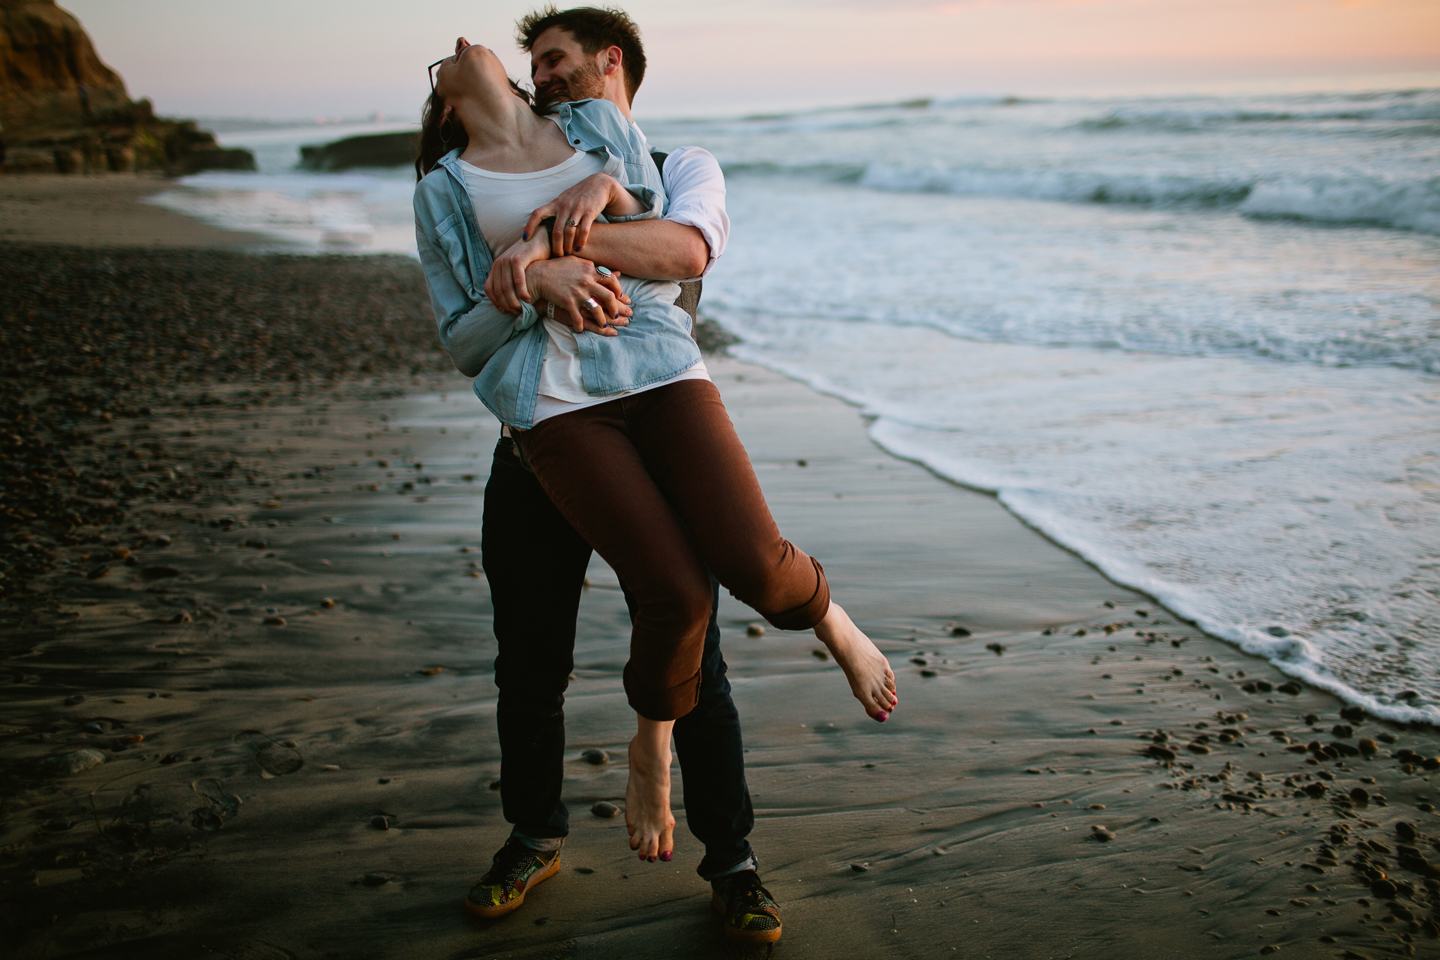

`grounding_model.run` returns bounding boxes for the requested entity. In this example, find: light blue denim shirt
[413,98,702,429]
